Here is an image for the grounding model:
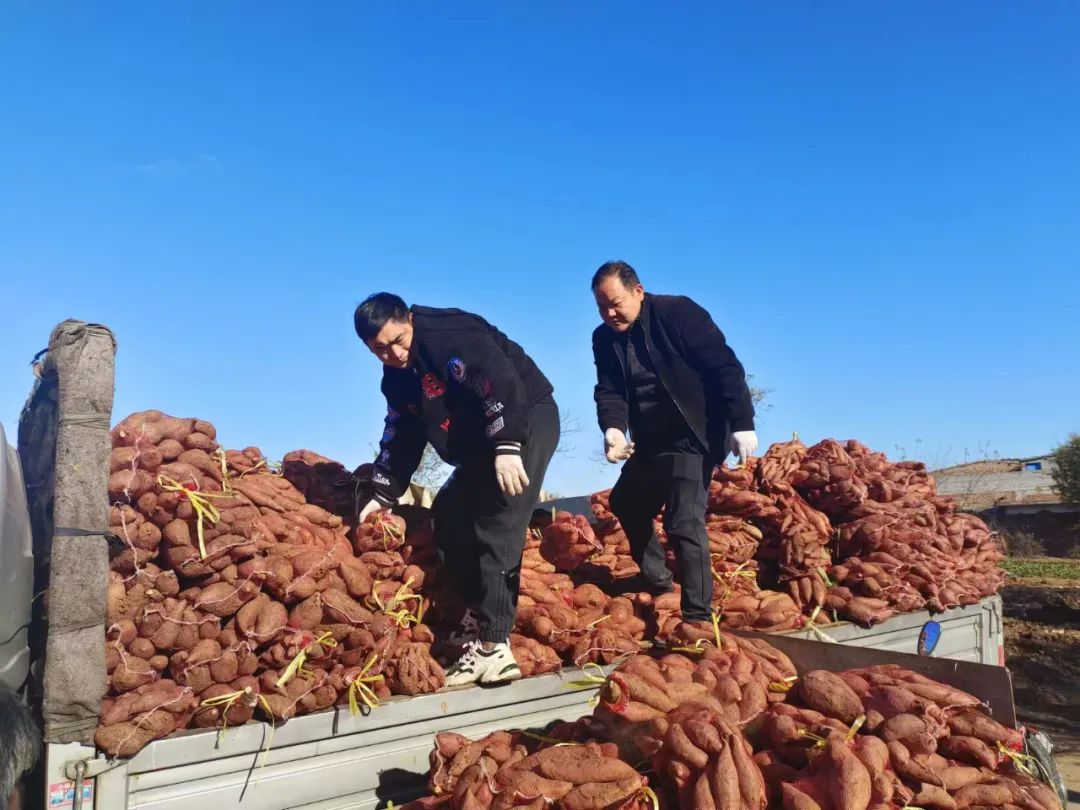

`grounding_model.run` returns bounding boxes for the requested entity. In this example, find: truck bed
[47,595,1003,810]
